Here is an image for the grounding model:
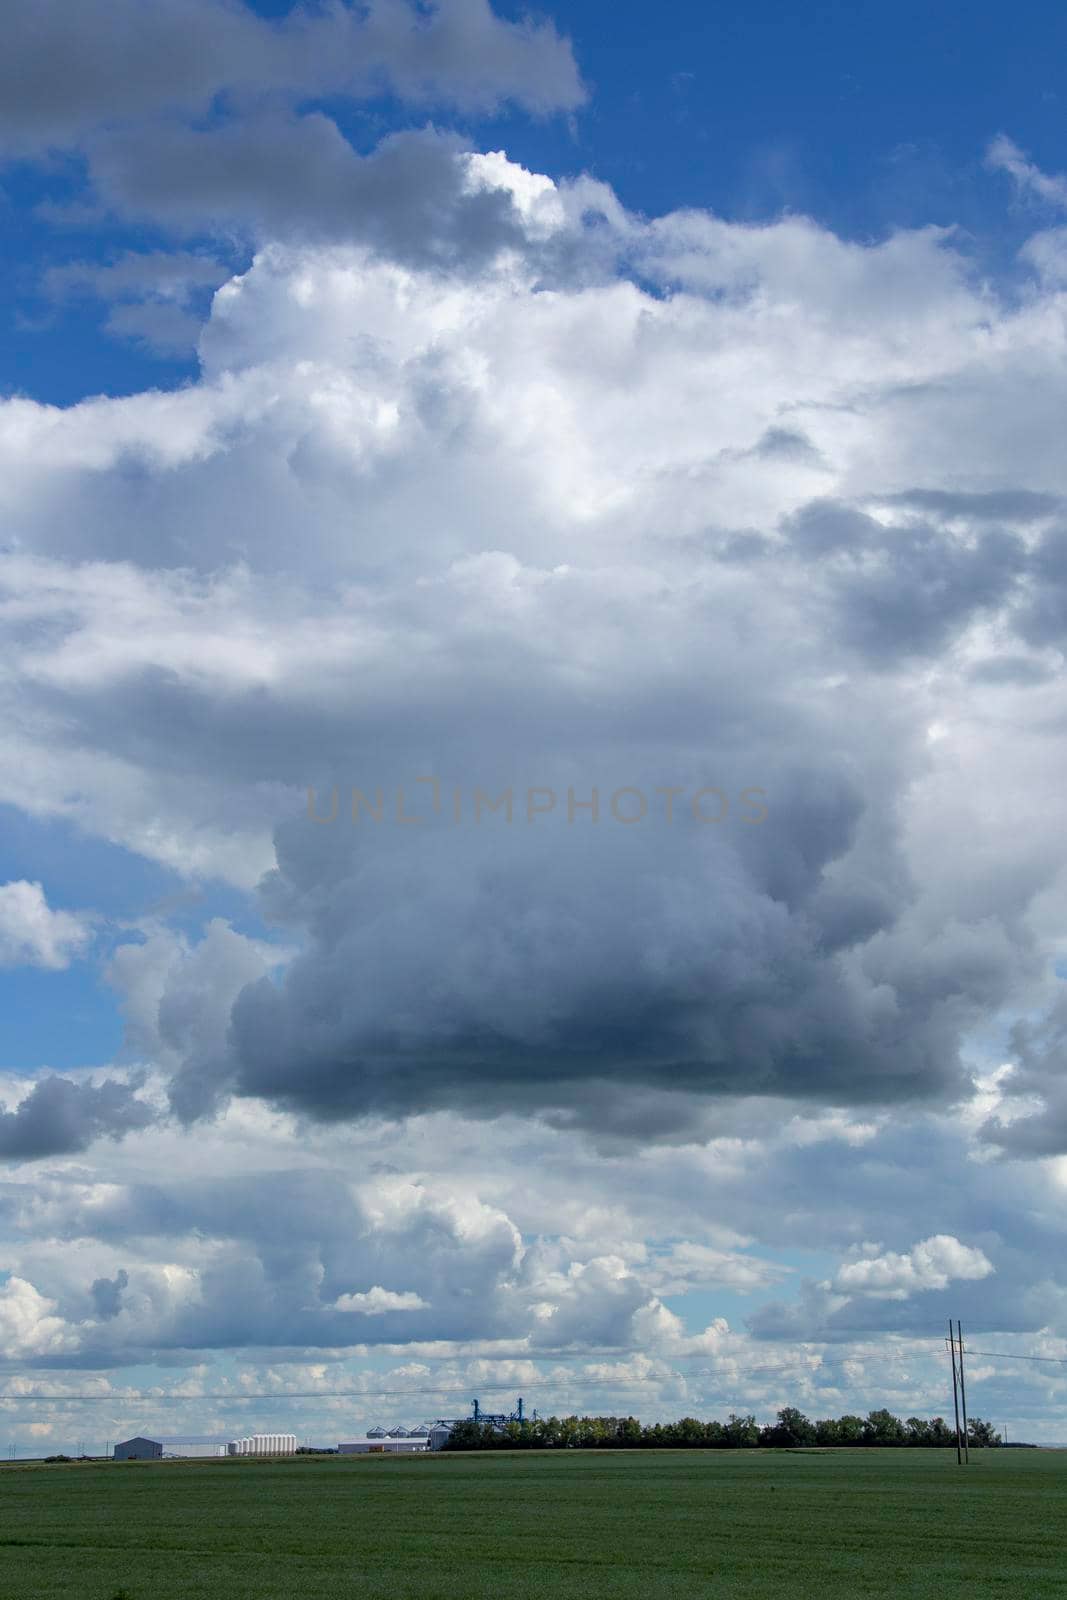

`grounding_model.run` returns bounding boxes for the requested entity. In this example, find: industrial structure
[113,1436,163,1461]
[424,1398,528,1450]
[338,1433,429,1455]
[113,1402,526,1463]
[113,1433,295,1459]
[163,1439,229,1459]
[470,1398,526,1429]
[227,1434,297,1455]
[114,1436,228,1460]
